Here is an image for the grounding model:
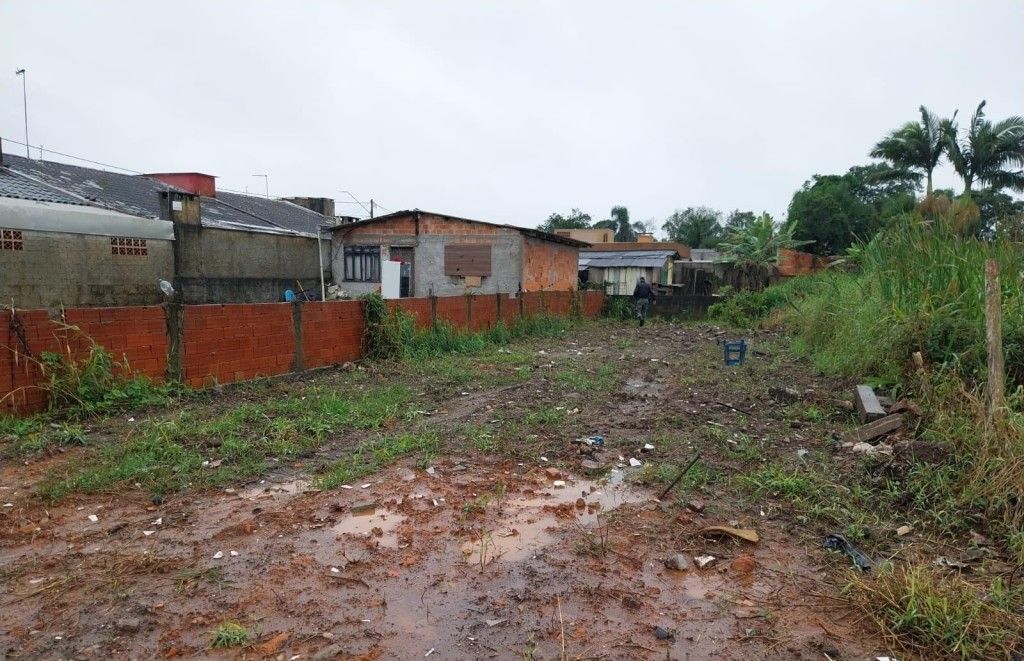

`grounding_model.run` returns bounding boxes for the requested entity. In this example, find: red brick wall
[389,298,433,330]
[435,296,469,328]
[65,307,168,379]
[183,304,295,388]
[777,249,828,277]
[470,295,498,331]
[522,237,579,292]
[302,301,364,369]
[1,290,605,416]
